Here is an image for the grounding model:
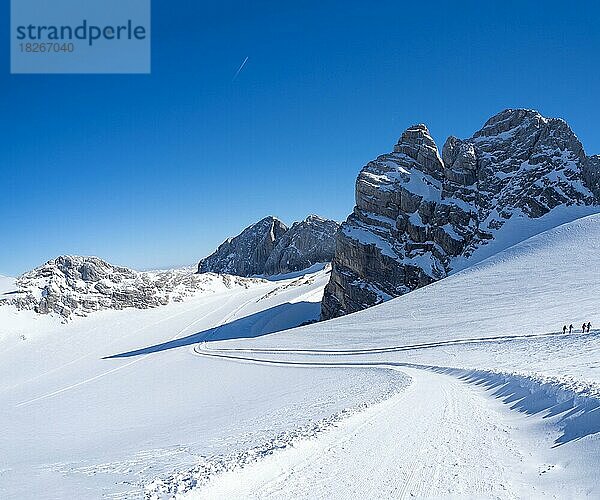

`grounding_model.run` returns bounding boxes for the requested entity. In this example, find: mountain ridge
[1,255,265,319]
[198,214,339,277]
